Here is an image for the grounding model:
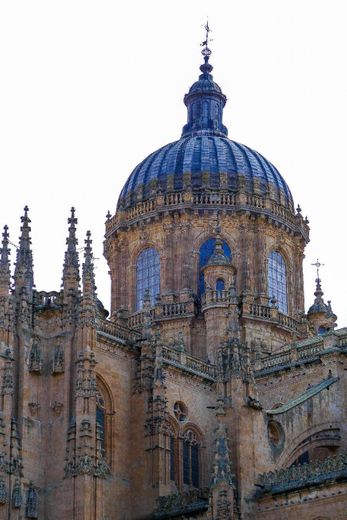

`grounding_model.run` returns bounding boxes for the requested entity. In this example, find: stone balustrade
[128,301,195,328]
[201,289,233,310]
[34,290,63,308]
[255,334,342,374]
[257,452,347,494]
[297,340,324,359]
[96,318,141,343]
[261,351,292,370]
[161,346,217,380]
[243,302,301,333]
[105,191,309,244]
